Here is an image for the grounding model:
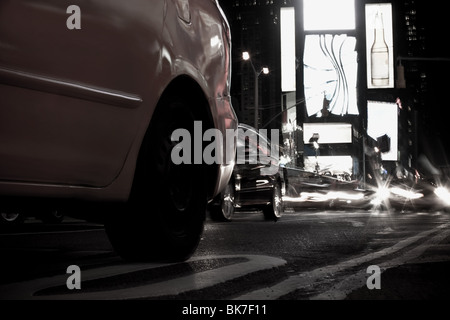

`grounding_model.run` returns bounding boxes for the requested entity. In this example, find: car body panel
[0,0,236,202]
